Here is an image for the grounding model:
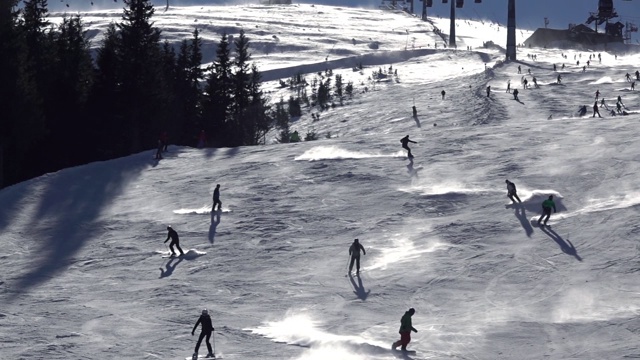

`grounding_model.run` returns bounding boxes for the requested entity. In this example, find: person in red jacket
[392,308,418,351]
[192,309,215,358]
